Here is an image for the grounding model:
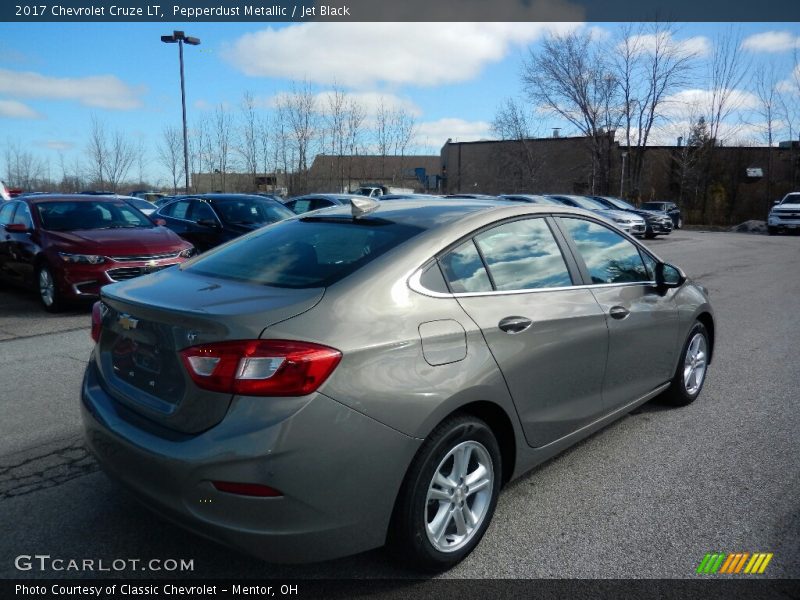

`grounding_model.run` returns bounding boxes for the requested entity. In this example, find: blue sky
[1,21,799,187]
